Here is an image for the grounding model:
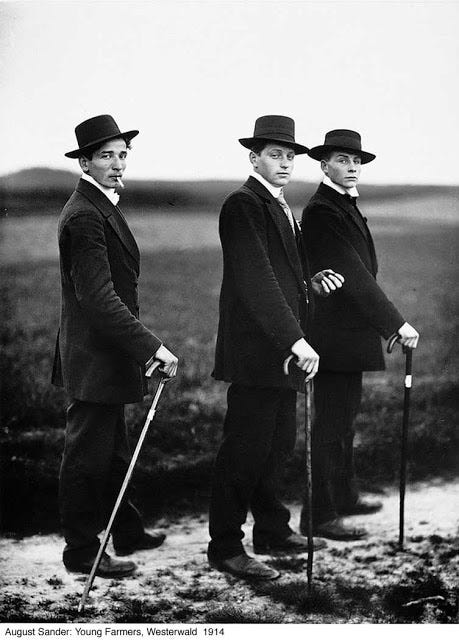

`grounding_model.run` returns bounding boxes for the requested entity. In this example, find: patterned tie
[277,188,296,232]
